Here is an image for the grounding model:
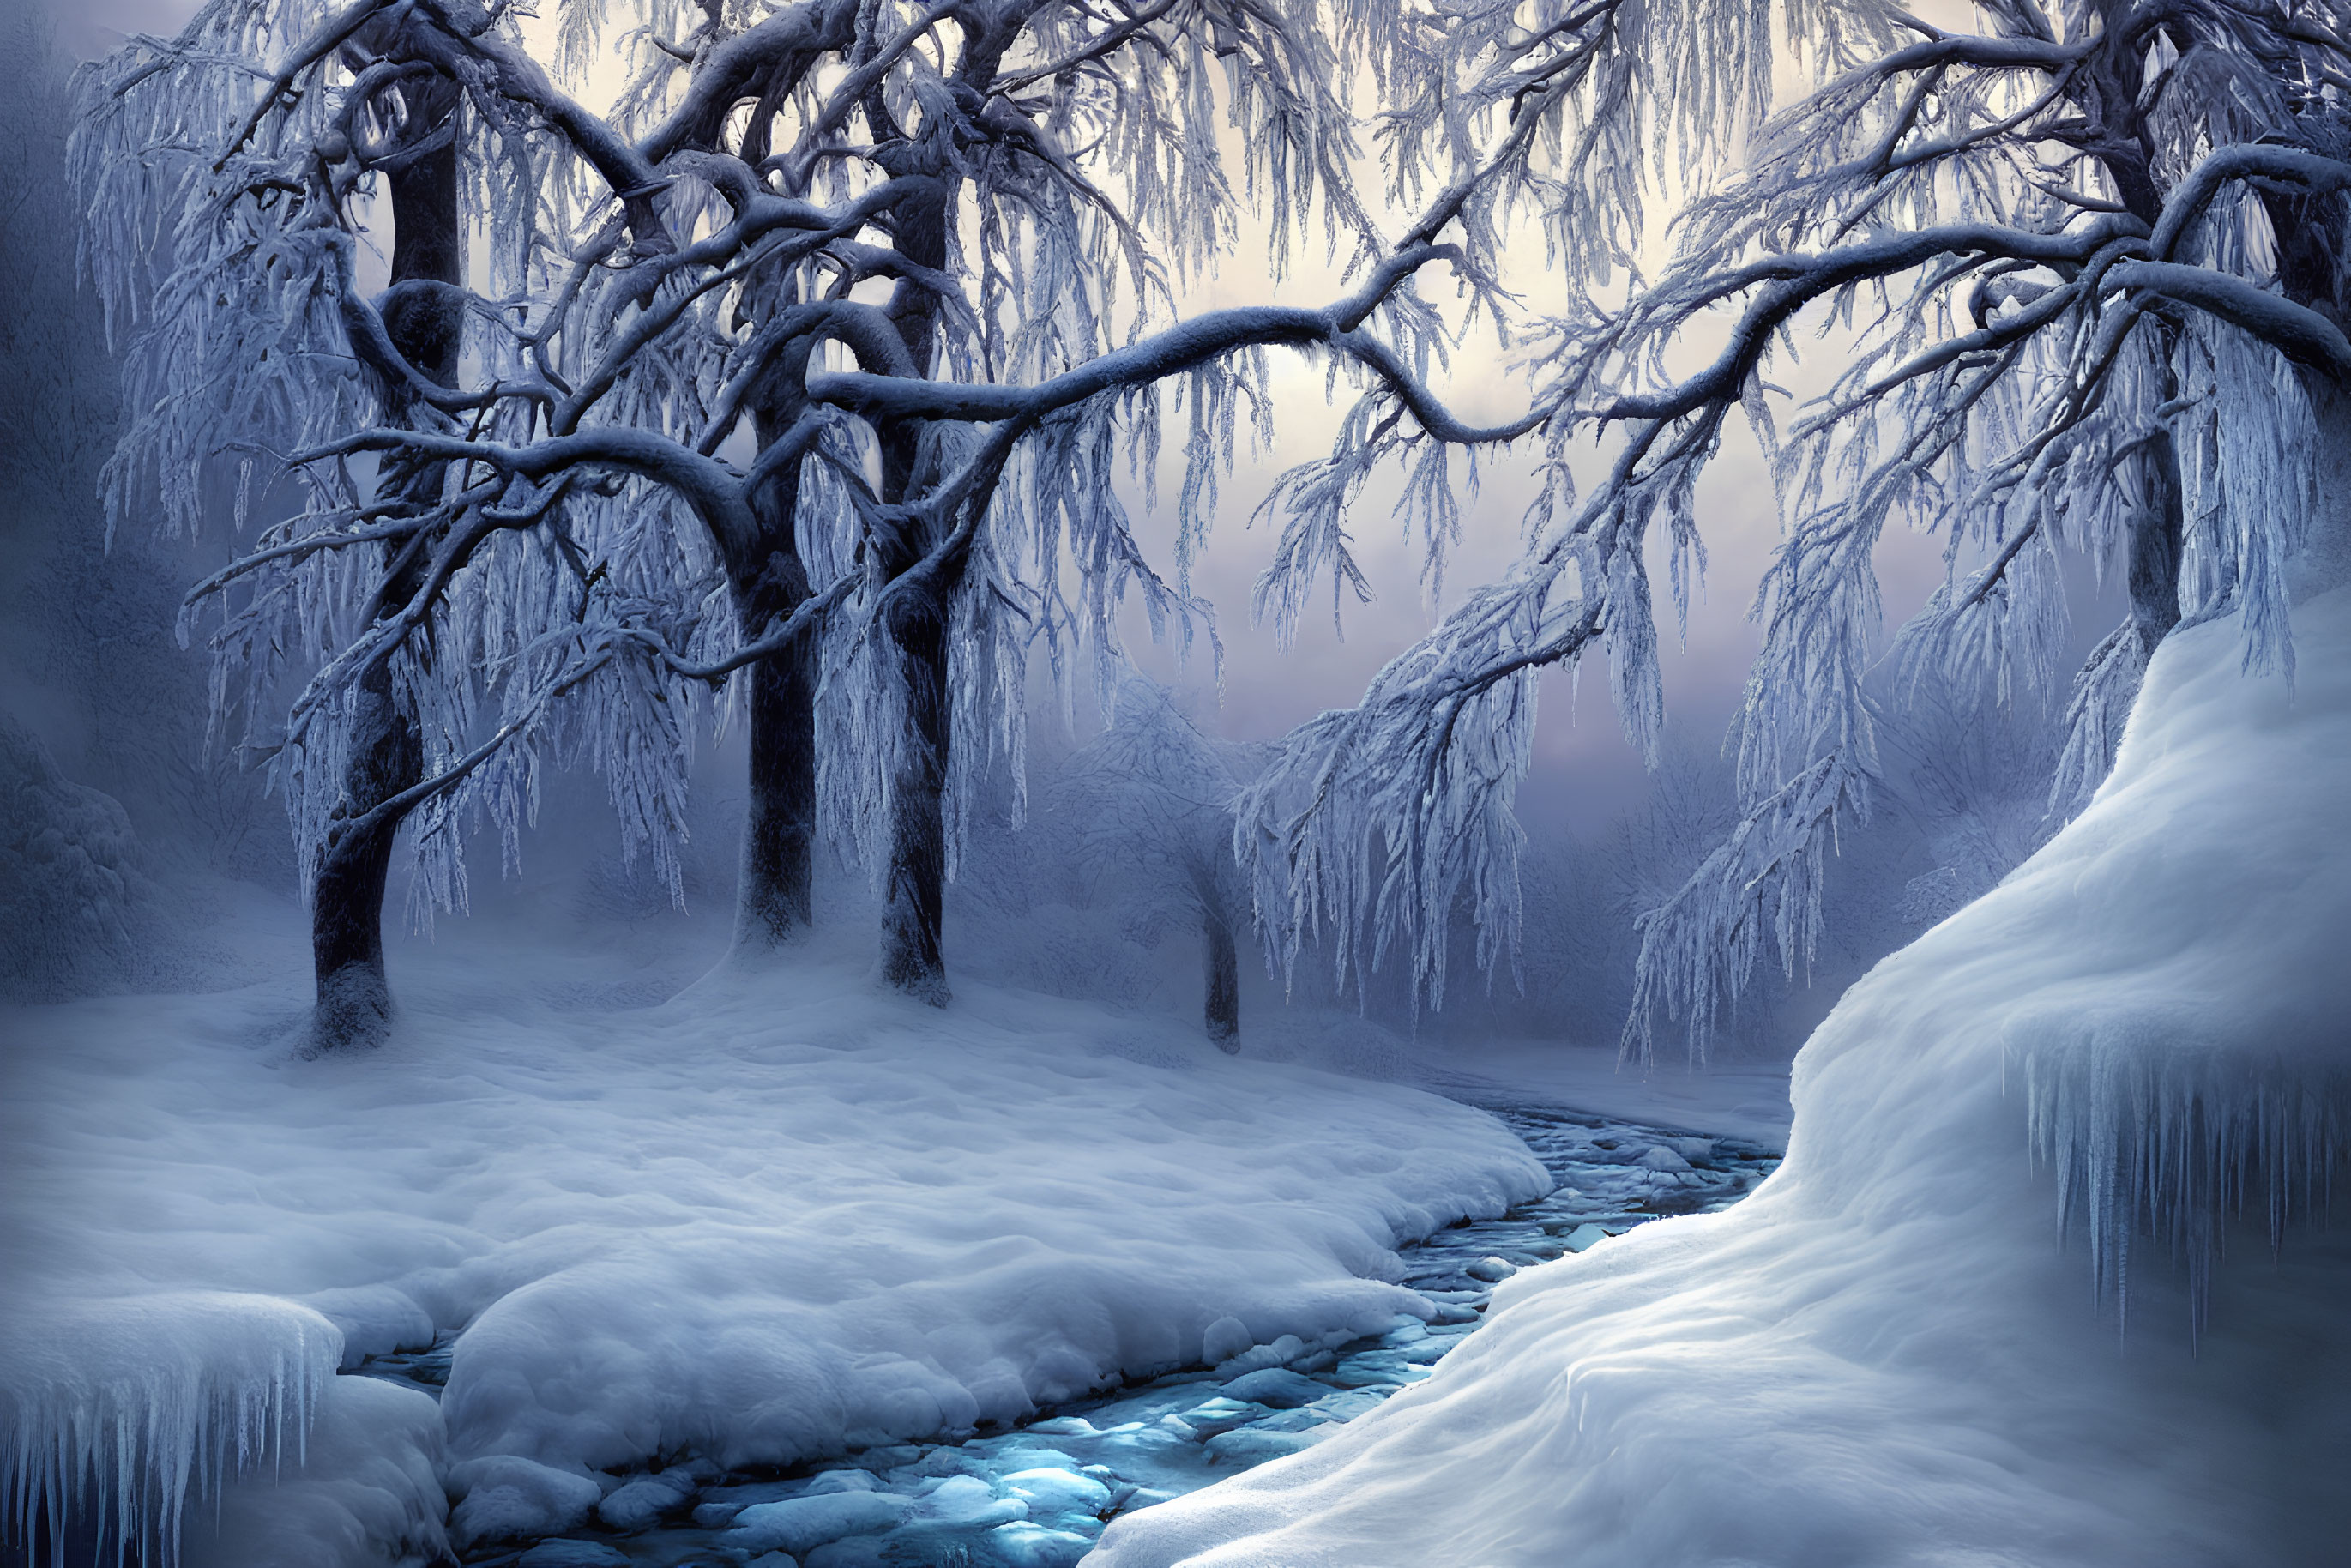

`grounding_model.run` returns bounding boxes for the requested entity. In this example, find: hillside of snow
[1090,591,2351,1566]
[0,940,1546,1565]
